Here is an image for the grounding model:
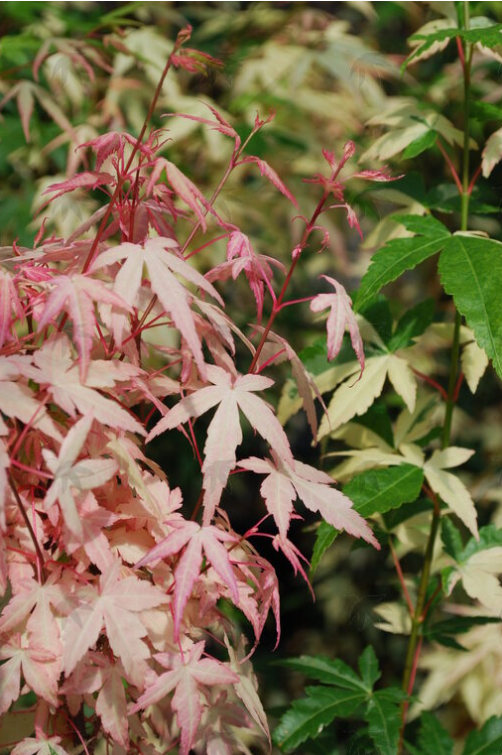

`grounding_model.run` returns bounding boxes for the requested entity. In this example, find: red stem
[389,539,414,616]
[456,35,465,69]
[8,473,46,582]
[255,347,287,374]
[248,159,345,374]
[411,367,448,401]
[279,295,316,310]
[437,139,463,194]
[80,27,191,276]
[468,164,482,195]
[453,371,464,402]
[398,635,423,751]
